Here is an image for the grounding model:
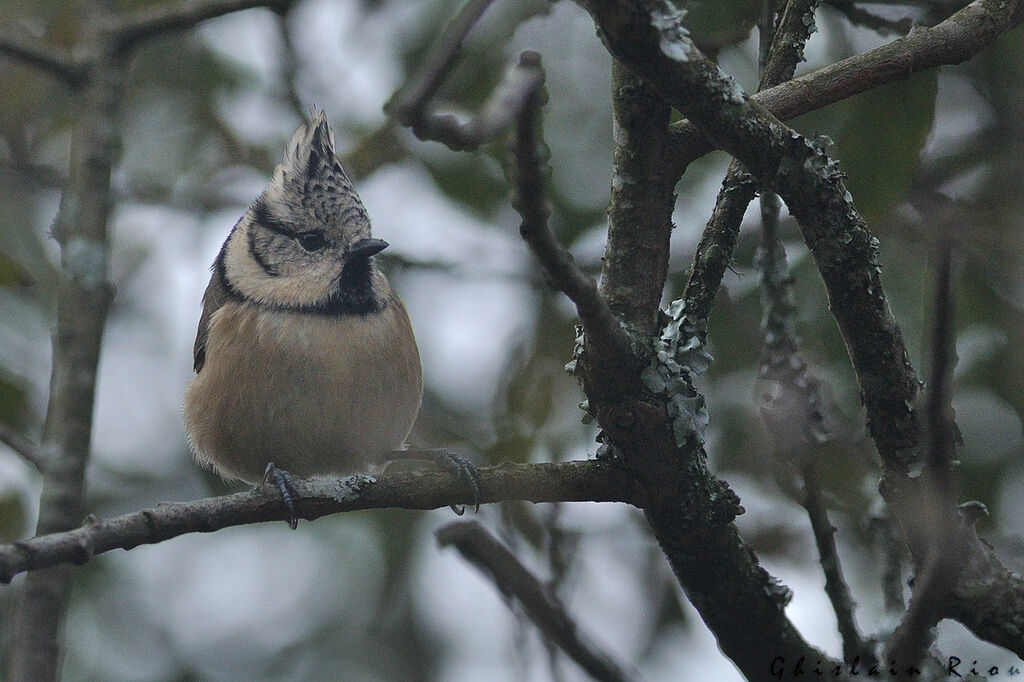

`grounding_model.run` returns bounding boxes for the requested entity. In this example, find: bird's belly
[183,303,422,483]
